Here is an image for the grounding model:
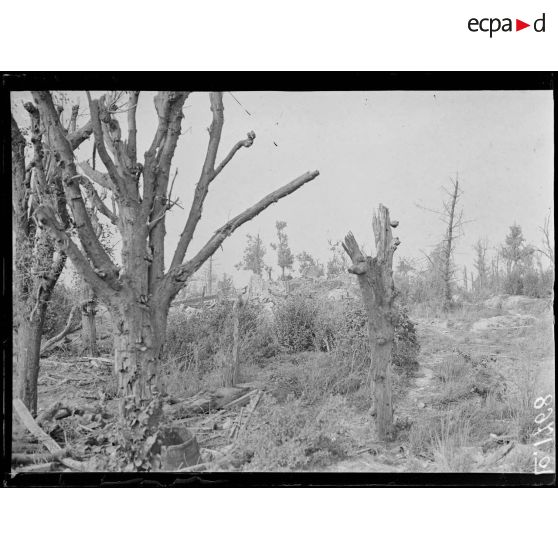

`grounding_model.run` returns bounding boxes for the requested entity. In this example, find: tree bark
[442,176,461,310]
[16,311,46,416]
[342,204,400,441]
[80,283,99,357]
[12,107,75,417]
[111,302,168,409]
